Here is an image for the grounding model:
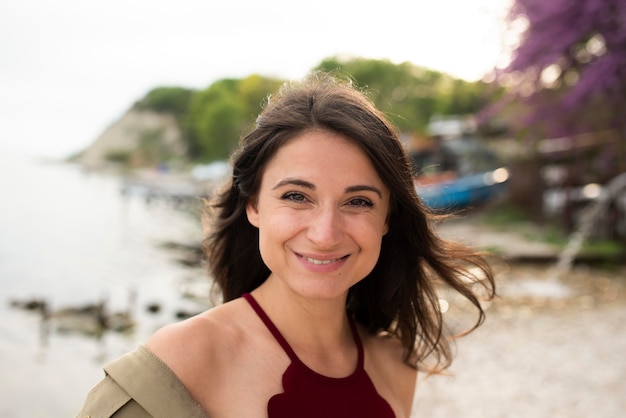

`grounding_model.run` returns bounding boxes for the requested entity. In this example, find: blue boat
[410,136,509,210]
